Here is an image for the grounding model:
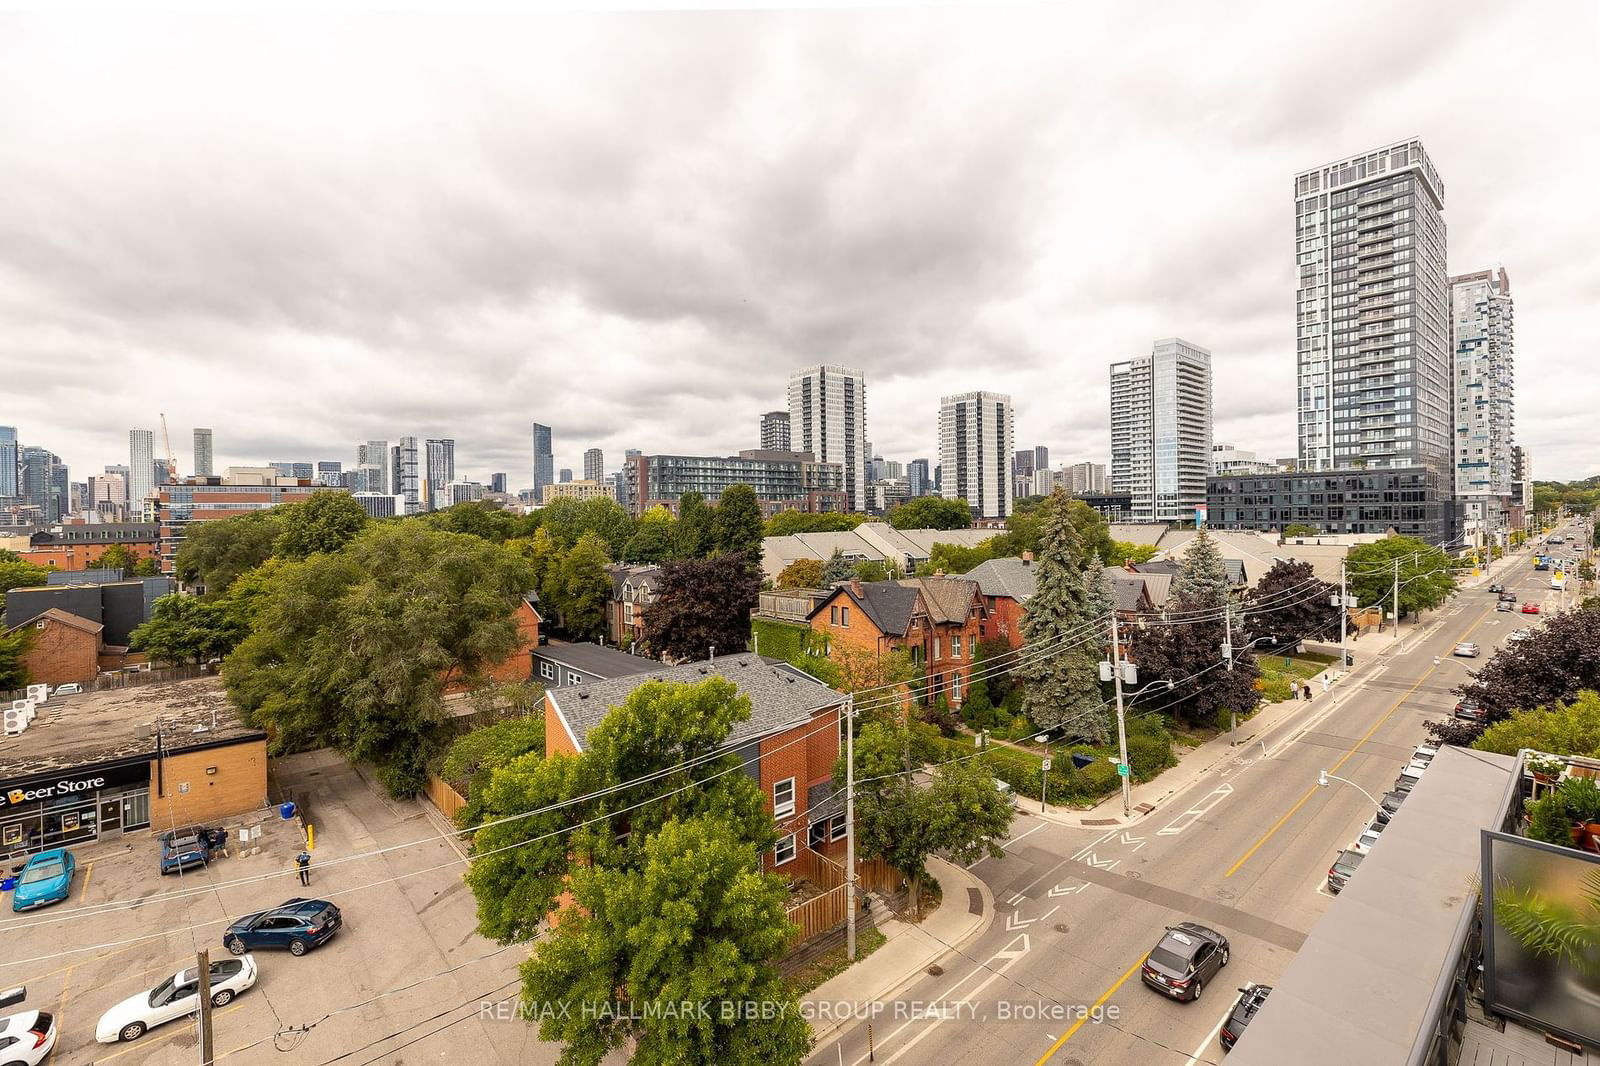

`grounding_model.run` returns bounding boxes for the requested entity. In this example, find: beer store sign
[0,762,149,810]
